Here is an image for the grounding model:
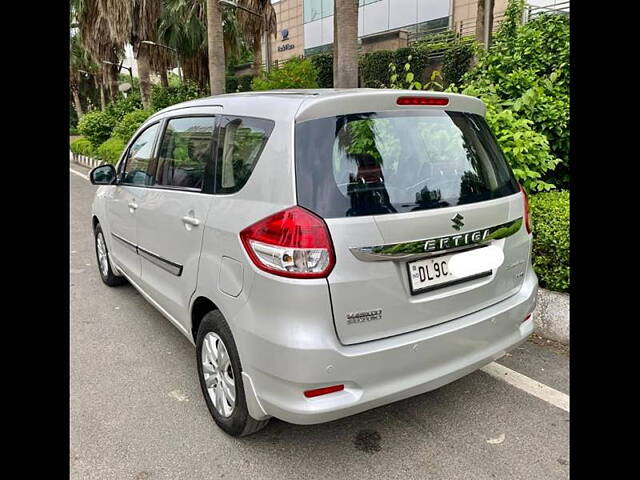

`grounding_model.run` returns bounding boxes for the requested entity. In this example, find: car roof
[149,88,486,123]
